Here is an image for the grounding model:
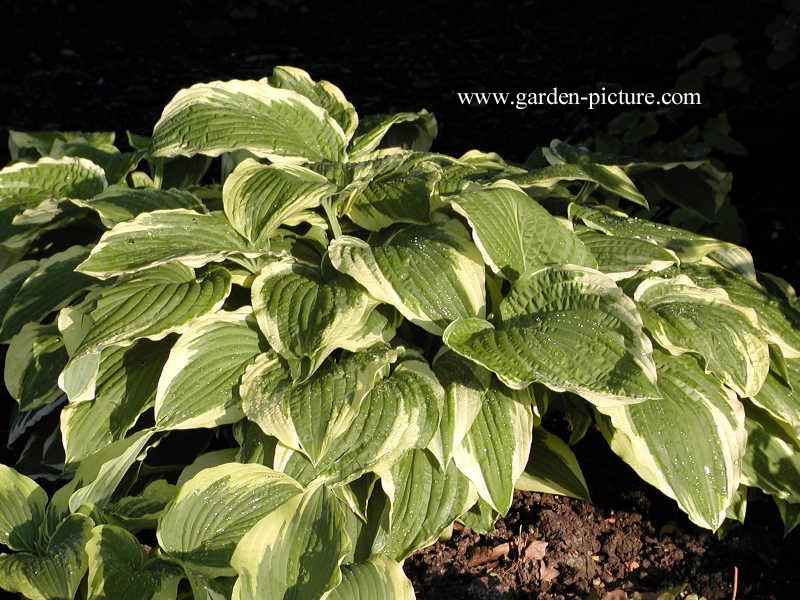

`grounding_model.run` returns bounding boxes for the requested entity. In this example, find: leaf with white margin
[251,258,392,380]
[329,218,485,335]
[86,525,182,600]
[157,462,303,576]
[268,65,358,141]
[327,555,415,600]
[682,263,800,359]
[577,230,678,280]
[598,350,746,530]
[5,323,68,412]
[349,110,437,159]
[543,141,648,207]
[569,203,730,262]
[0,465,48,551]
[516,427,591,502]
[222,158,335,245]
[741,402,800,504]
[61,339,171,464]
[240,345,401,463]
[450,180,596,280]
[752,359,800,438]
[155,308,265,430]
[68,429,157,513]
[76,210,262,278]
[72,185,206,228]
[151,79,347,162]
[444,265,659,406]
[343,152,436,231]
[634,274,769,397]
[0,156,106,201]
[429,350,488,466]
[0,245,94,343]
[231,484,349,600]
[376,448,475,560]
[452,381,534,514]
[0,514,92,600]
